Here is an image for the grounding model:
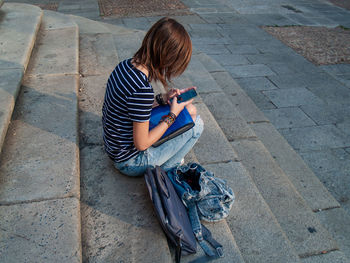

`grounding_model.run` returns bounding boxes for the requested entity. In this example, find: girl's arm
[133,97,193,151]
